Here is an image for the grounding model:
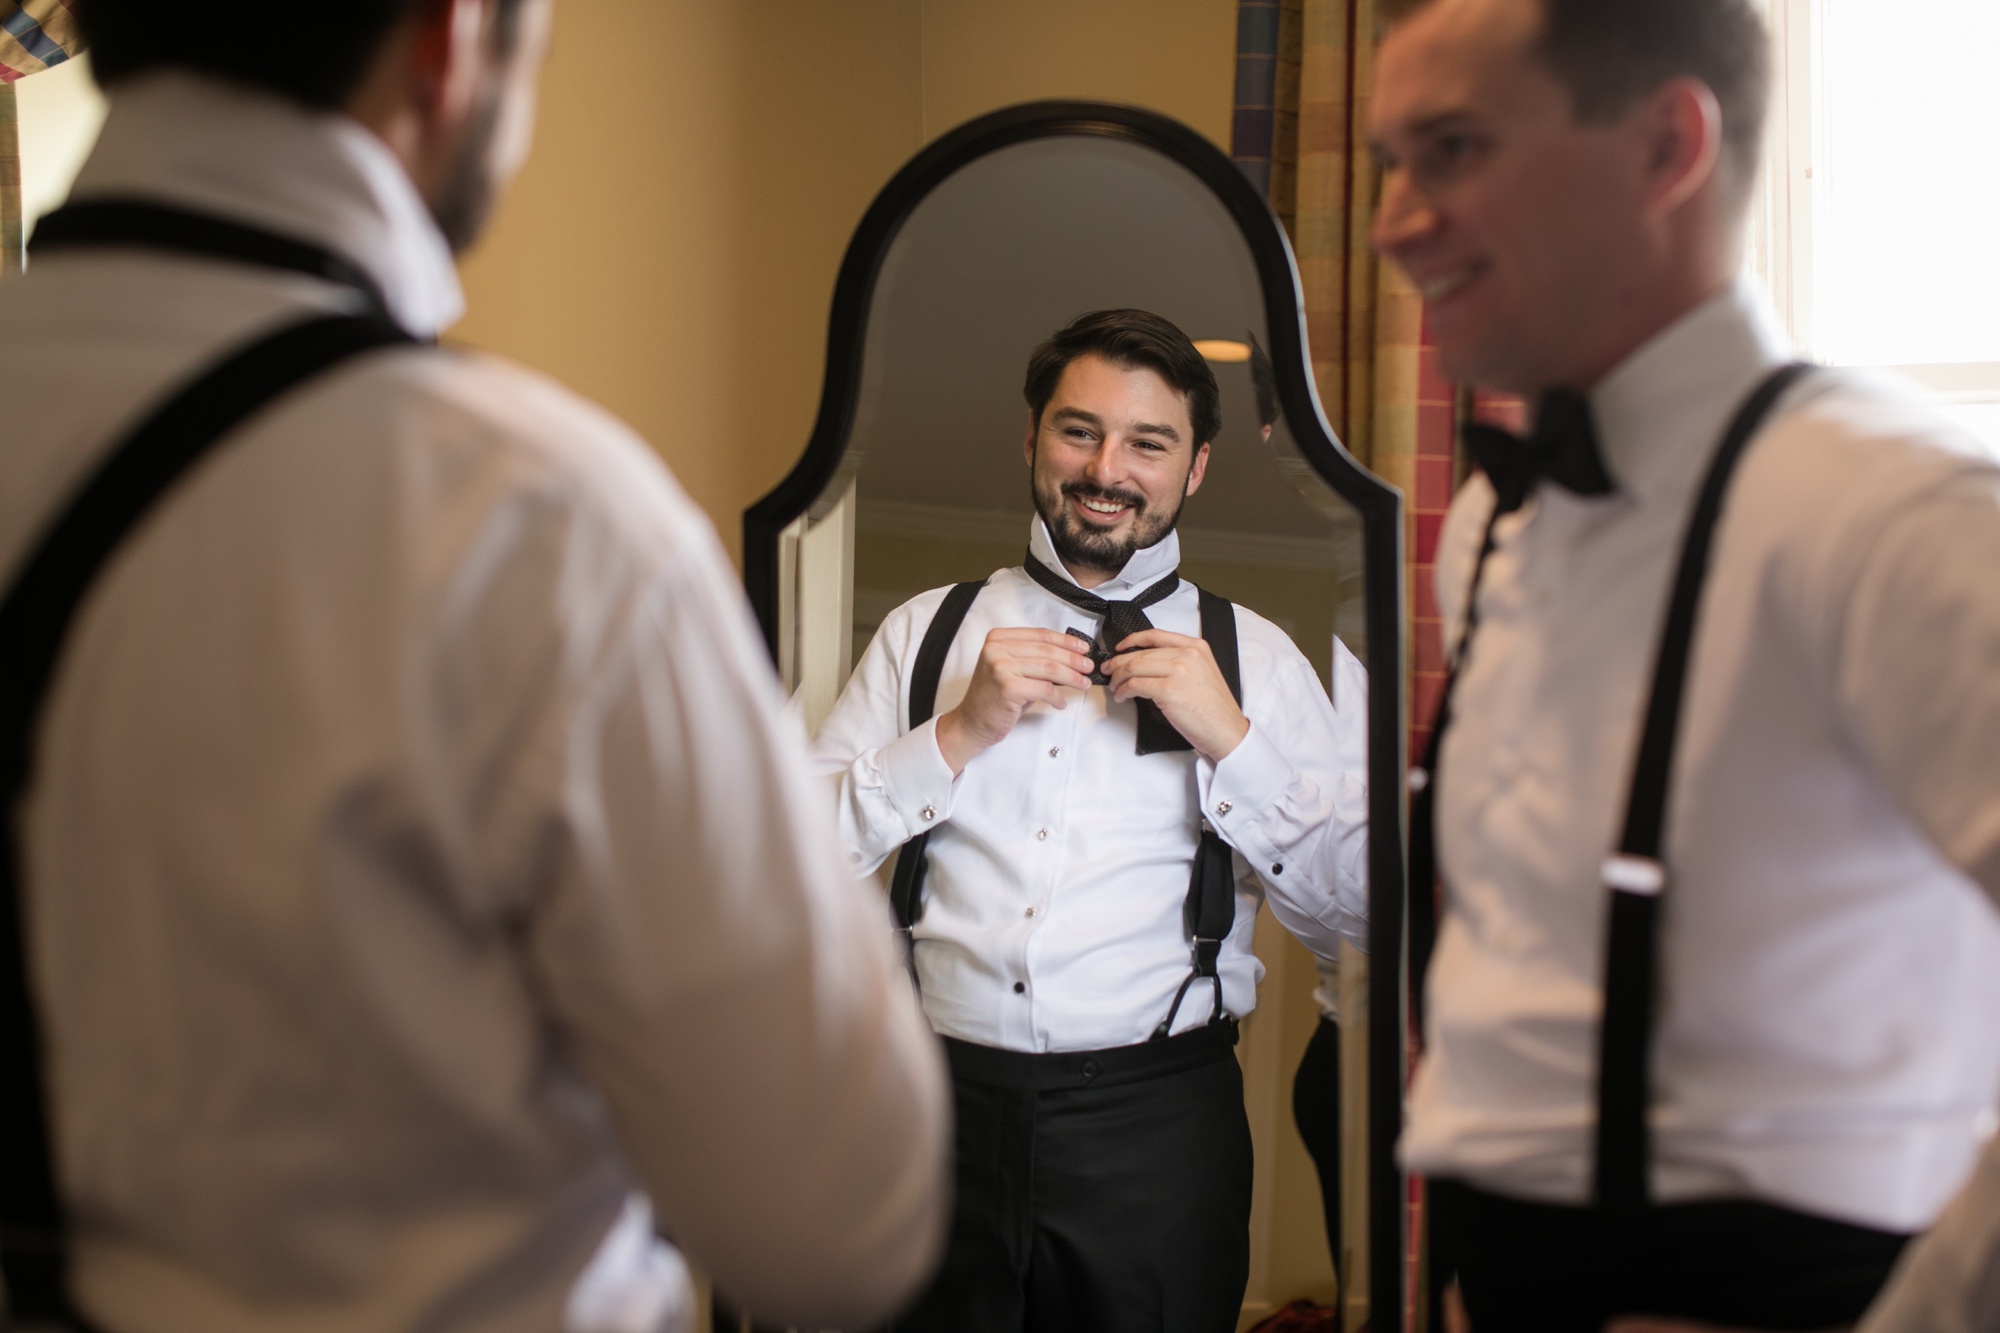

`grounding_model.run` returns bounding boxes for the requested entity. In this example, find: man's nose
[1372,168,1439,258]
[1083,441,1125,486]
